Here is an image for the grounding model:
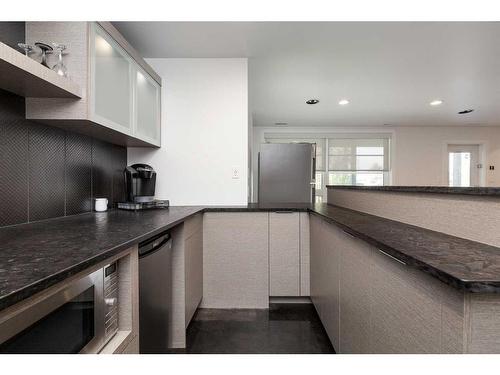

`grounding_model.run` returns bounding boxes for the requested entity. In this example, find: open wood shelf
[0,42,82,99]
